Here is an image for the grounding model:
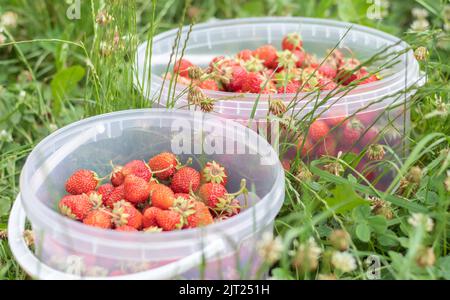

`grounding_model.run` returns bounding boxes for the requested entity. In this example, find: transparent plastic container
[135,17,424,188]
[9,109,284,279]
